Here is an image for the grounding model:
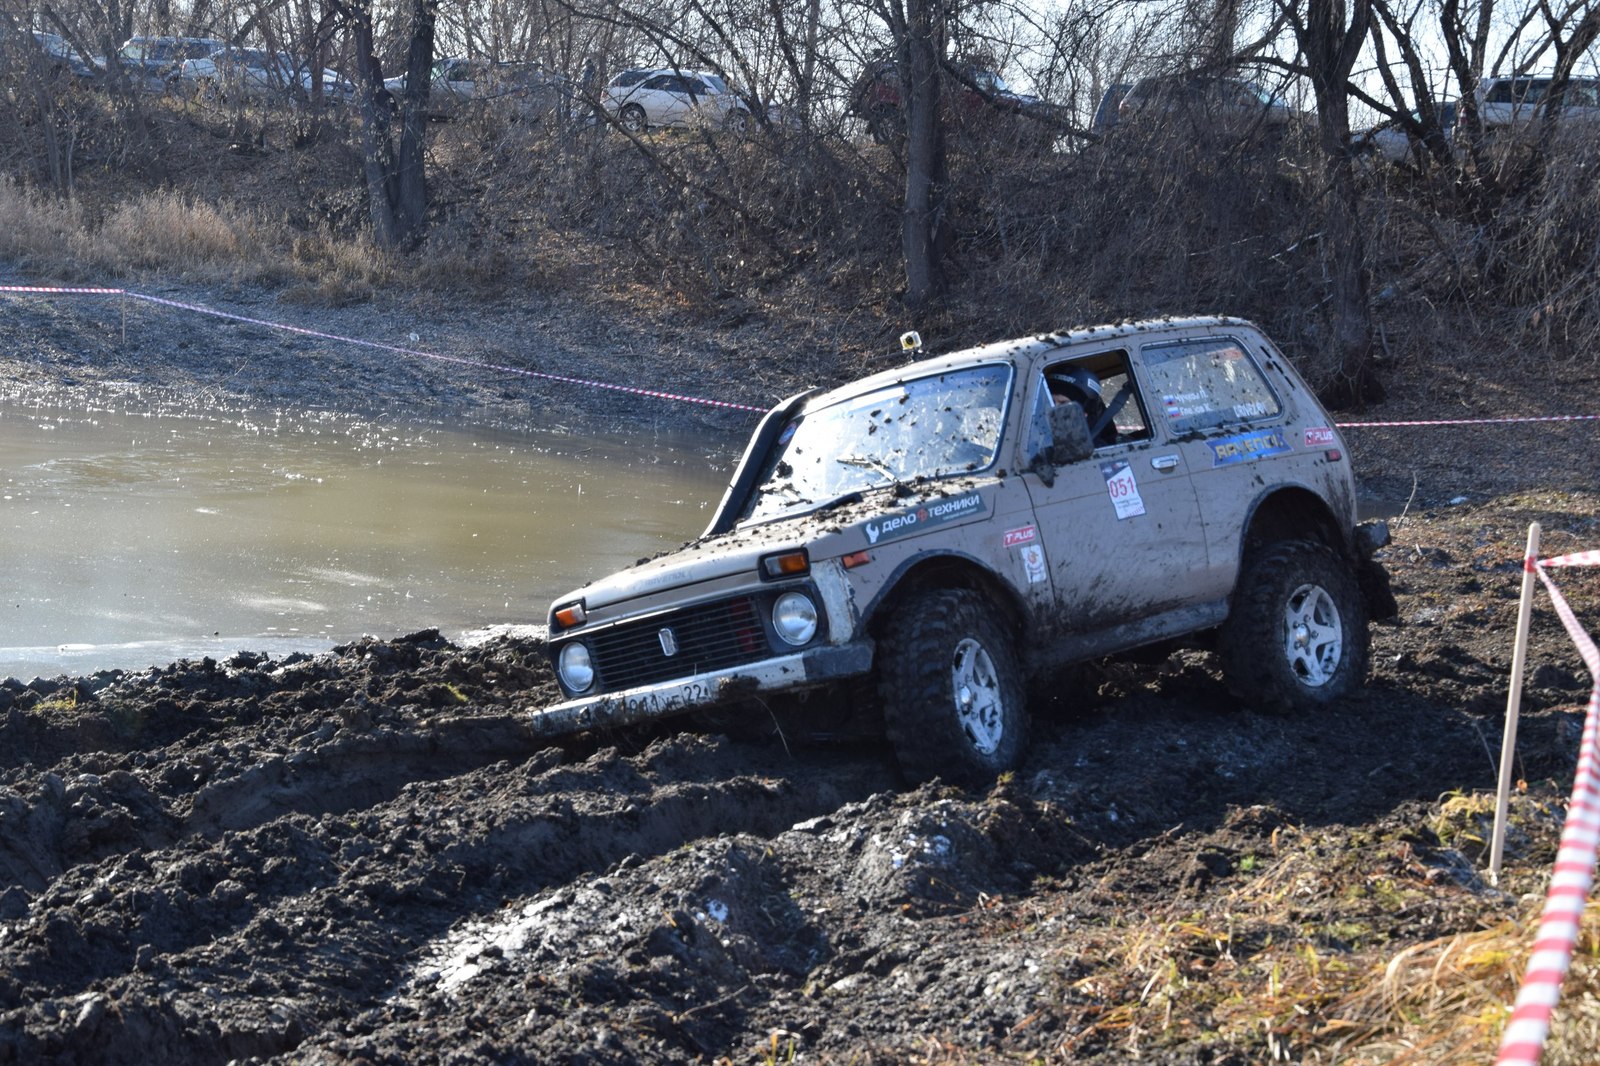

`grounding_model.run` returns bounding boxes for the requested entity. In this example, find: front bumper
[529,640,874,737]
